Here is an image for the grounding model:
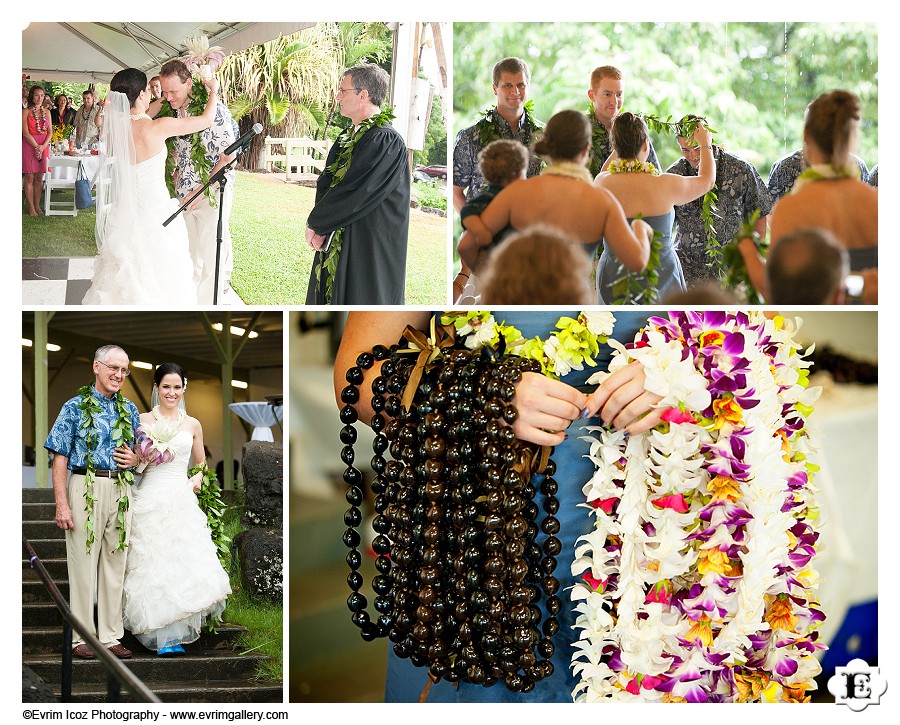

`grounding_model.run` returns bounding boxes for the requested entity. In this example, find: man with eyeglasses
[44,345,141,661]
[586,65,660,177]
[304,64,410,304]
[666,116,773,286]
